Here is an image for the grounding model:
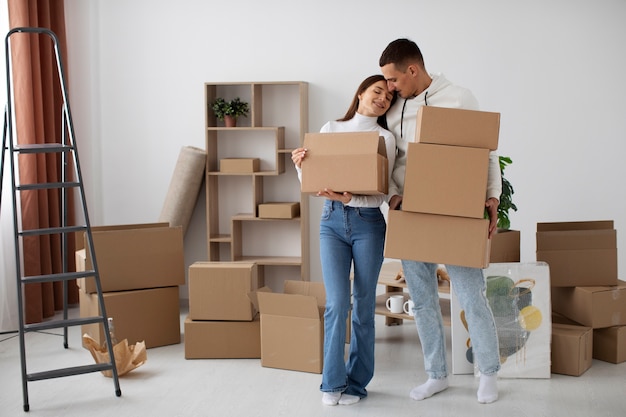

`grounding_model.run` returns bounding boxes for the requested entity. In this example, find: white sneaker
[338,394,360,405]
[322,392,342,406]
